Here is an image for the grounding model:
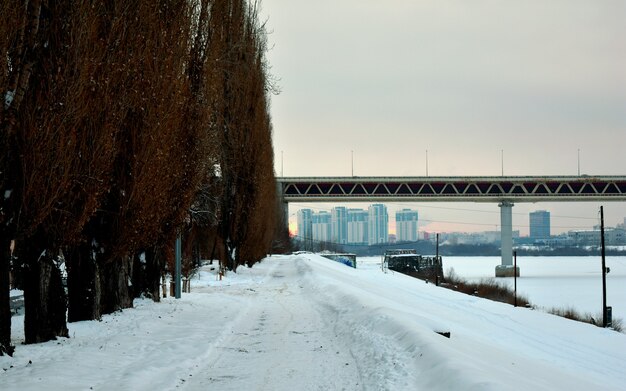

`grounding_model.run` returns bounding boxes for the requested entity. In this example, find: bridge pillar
[496,201,519,277]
